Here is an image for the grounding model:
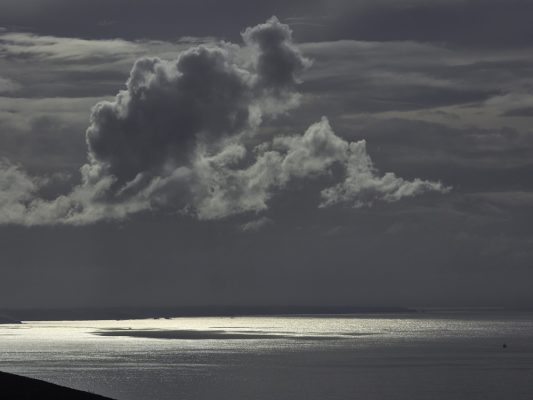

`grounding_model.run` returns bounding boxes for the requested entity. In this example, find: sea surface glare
[1,312,533,399]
